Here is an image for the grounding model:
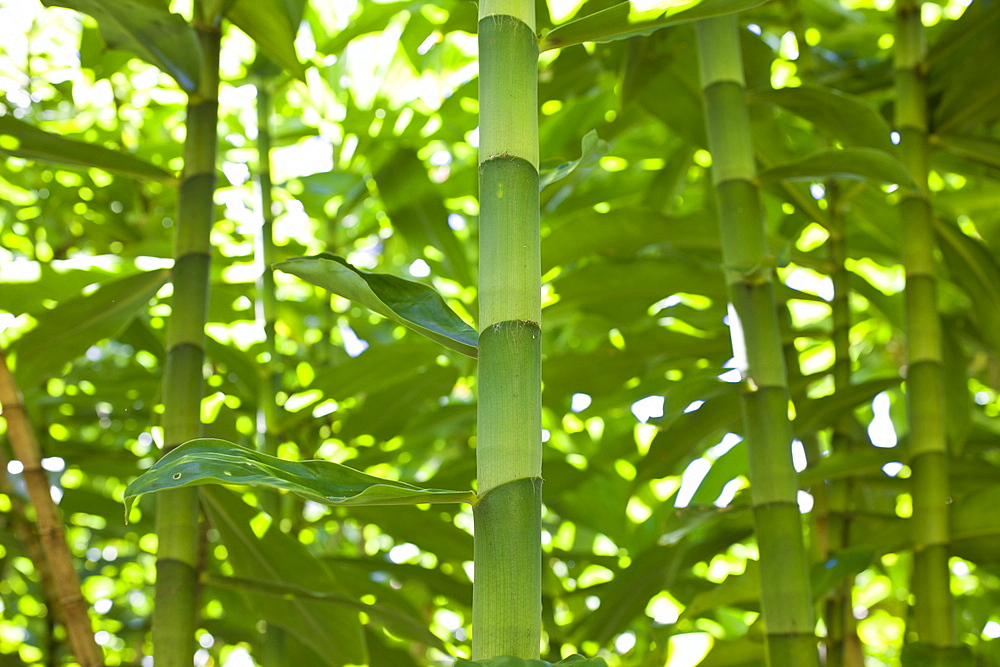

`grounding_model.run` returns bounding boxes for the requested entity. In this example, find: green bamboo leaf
[901,642,975,667]
[793,377,900,437]
[205,574,444,649]
[275,253,478,357]
[750,85,895,153]
[199,487,367,667]
[540,0,767,52]
[11,269,170,388]
[935,219,1000,353]
[42,0,202,92]
[933,133,1000,171]
[0,116,175,182]
[951,486,1000,565]
[539,130,608,190]
[758,148,914,187]
[455,656,608,666]
[226,0,307,80]
[124,439,476,518]
[810,547,875,599]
